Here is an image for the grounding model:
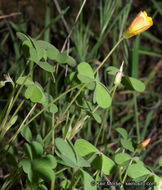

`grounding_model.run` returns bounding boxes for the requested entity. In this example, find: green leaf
[159,156,162,167]
[32,155,56,181]
[77,74,94,83]
[74,139,98,157]
[22,41,39,63]
[41,93,58,114]
[114,153,131,165]
[55,138,77,164]
[77,62,94,82]
[33,163,55,181]
[36,47,47,61]
[21,127,32,143]
[102,154,115,175]
[31,141,43,158]
[66,55,76,67]
[38,184,48,190]
[22,40,47,63]
[77,154,91,168]
[153,174,162,190]
[25,83,45,103]
[24,143,33,160]
[127,164,151,179]
[91,154,102,170]
[59,179,70,189]
[87,82,96,90]
[19,158,32,175]
[120,139,134,152]
[47,48,59,60]
[35,40,60,61]
[16,76,34,86]
[56,52,68,63]
[91,112,102,124]
[80,169,97,190]
[95,83,112,108]
[122,76,145,92]
[57,154,79,168]
[106,66,119,75]
[116,128,128,139]
[16,32,30,42]
[37,61,54,72]
[38,155,57,169]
